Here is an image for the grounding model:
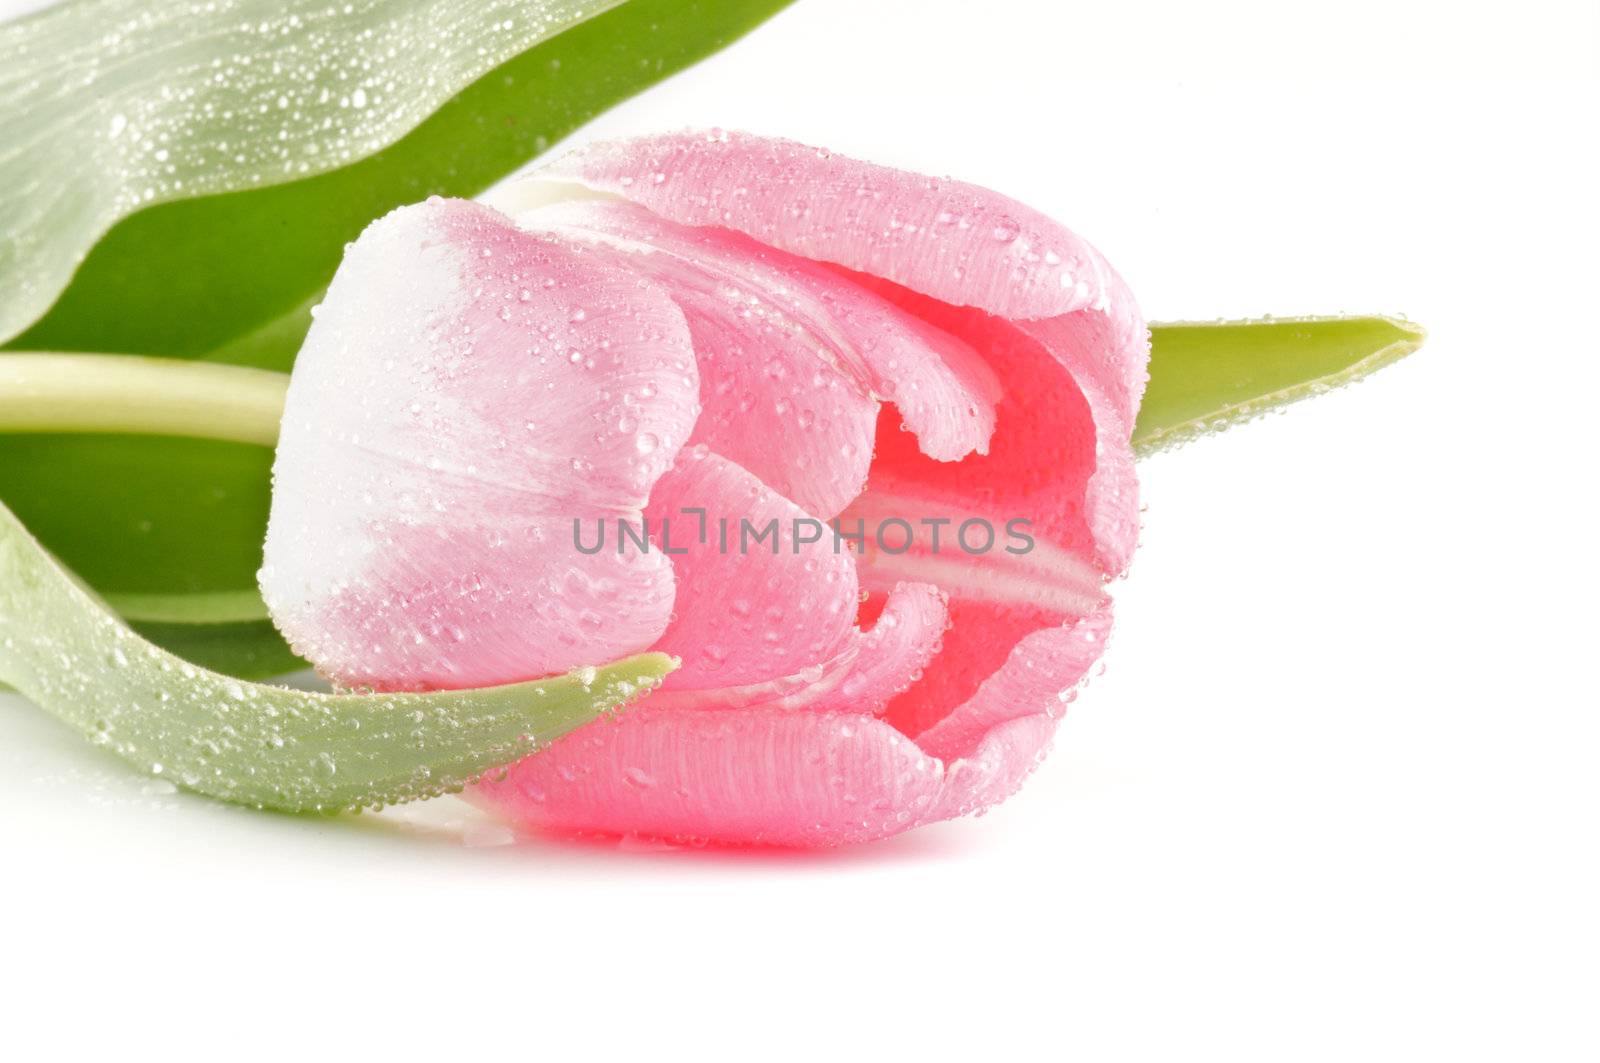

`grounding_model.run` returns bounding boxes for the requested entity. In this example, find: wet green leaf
[2,0,793,360]
[0,0,611,346]
[0,496,673,811]
[0,432,273,597]
[1136,316,1425,456]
